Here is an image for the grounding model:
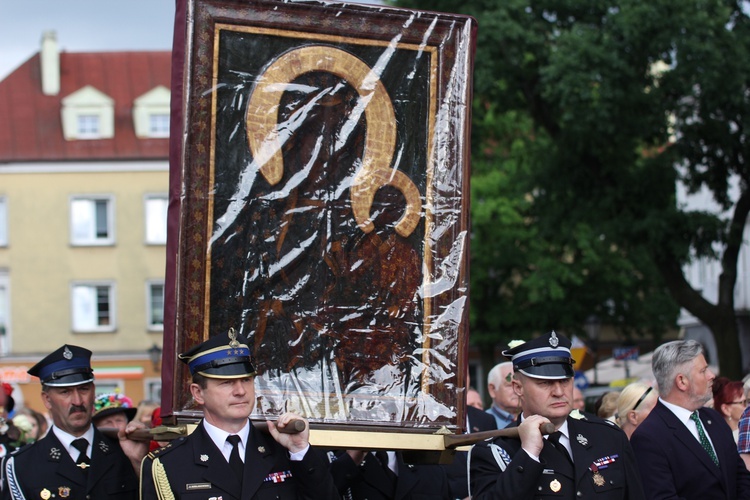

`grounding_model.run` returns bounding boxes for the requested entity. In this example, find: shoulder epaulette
[146,437,187,460]
[7,442,32,457]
